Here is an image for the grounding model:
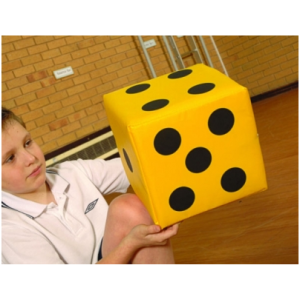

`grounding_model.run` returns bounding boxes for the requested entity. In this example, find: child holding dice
[1,107,179,264]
